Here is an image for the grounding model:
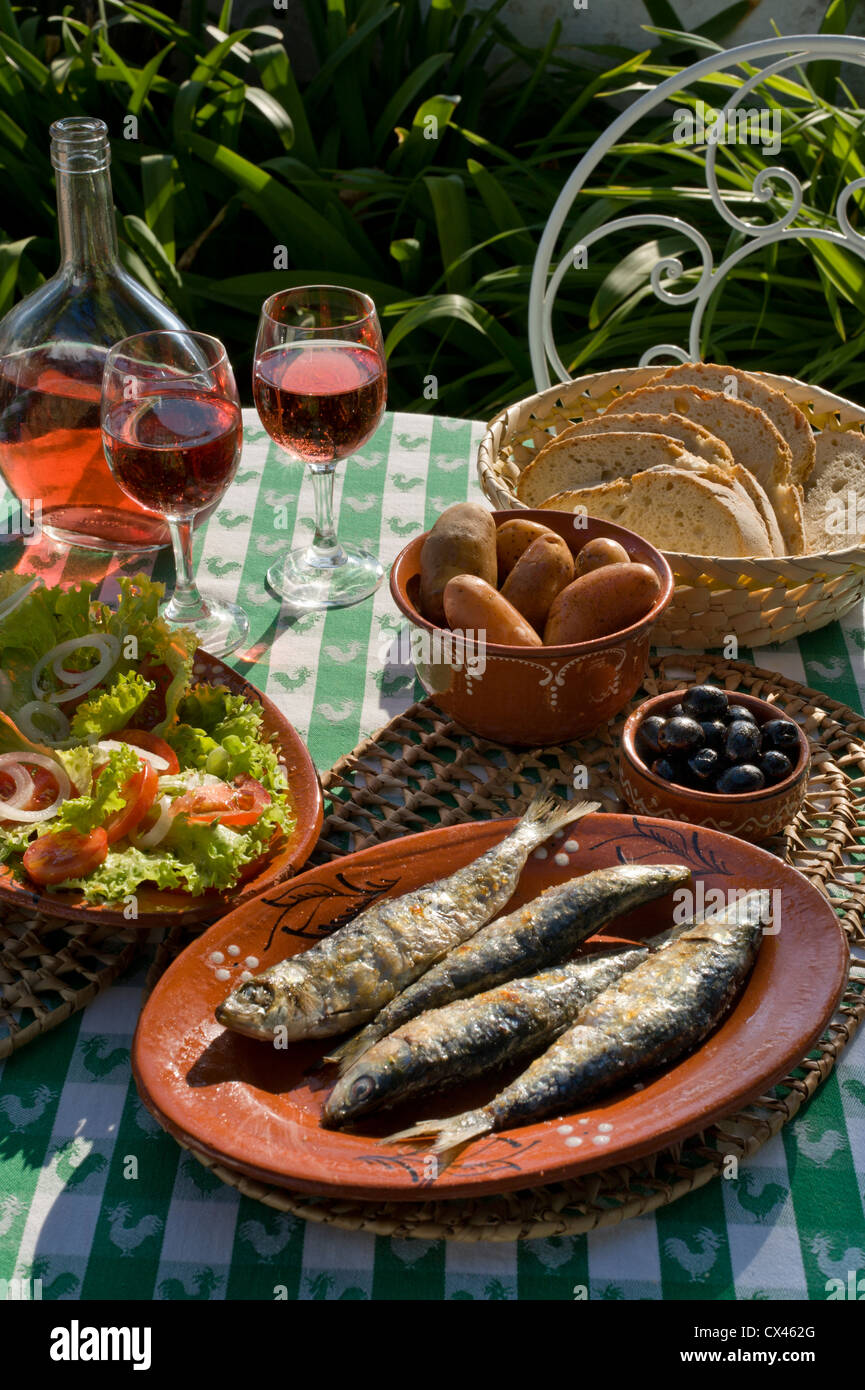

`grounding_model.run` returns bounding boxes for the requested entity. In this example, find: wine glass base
[267,543,384,611]
[161,597,250,659]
